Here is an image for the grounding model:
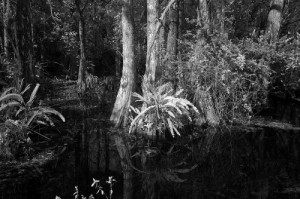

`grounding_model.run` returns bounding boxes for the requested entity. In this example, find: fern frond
[1,87,14,97]
[39,107,66,122]
[132,92,151,104]
[20,84,31,95]
[0,101,21,112]
[27,84,40,107]
[129,105,156,133]
[0,94,24,104]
